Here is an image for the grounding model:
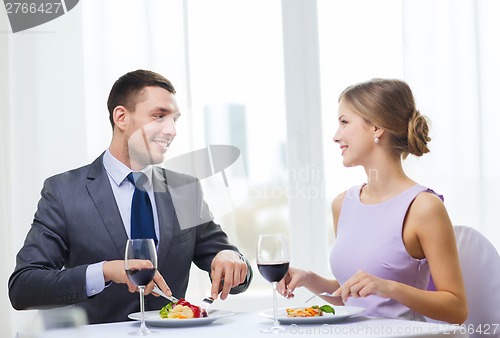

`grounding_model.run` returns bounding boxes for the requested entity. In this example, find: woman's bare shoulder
[331,190,347,213]
[408,189,452,233]
[331,190,347,236]
[411,190,448,217]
